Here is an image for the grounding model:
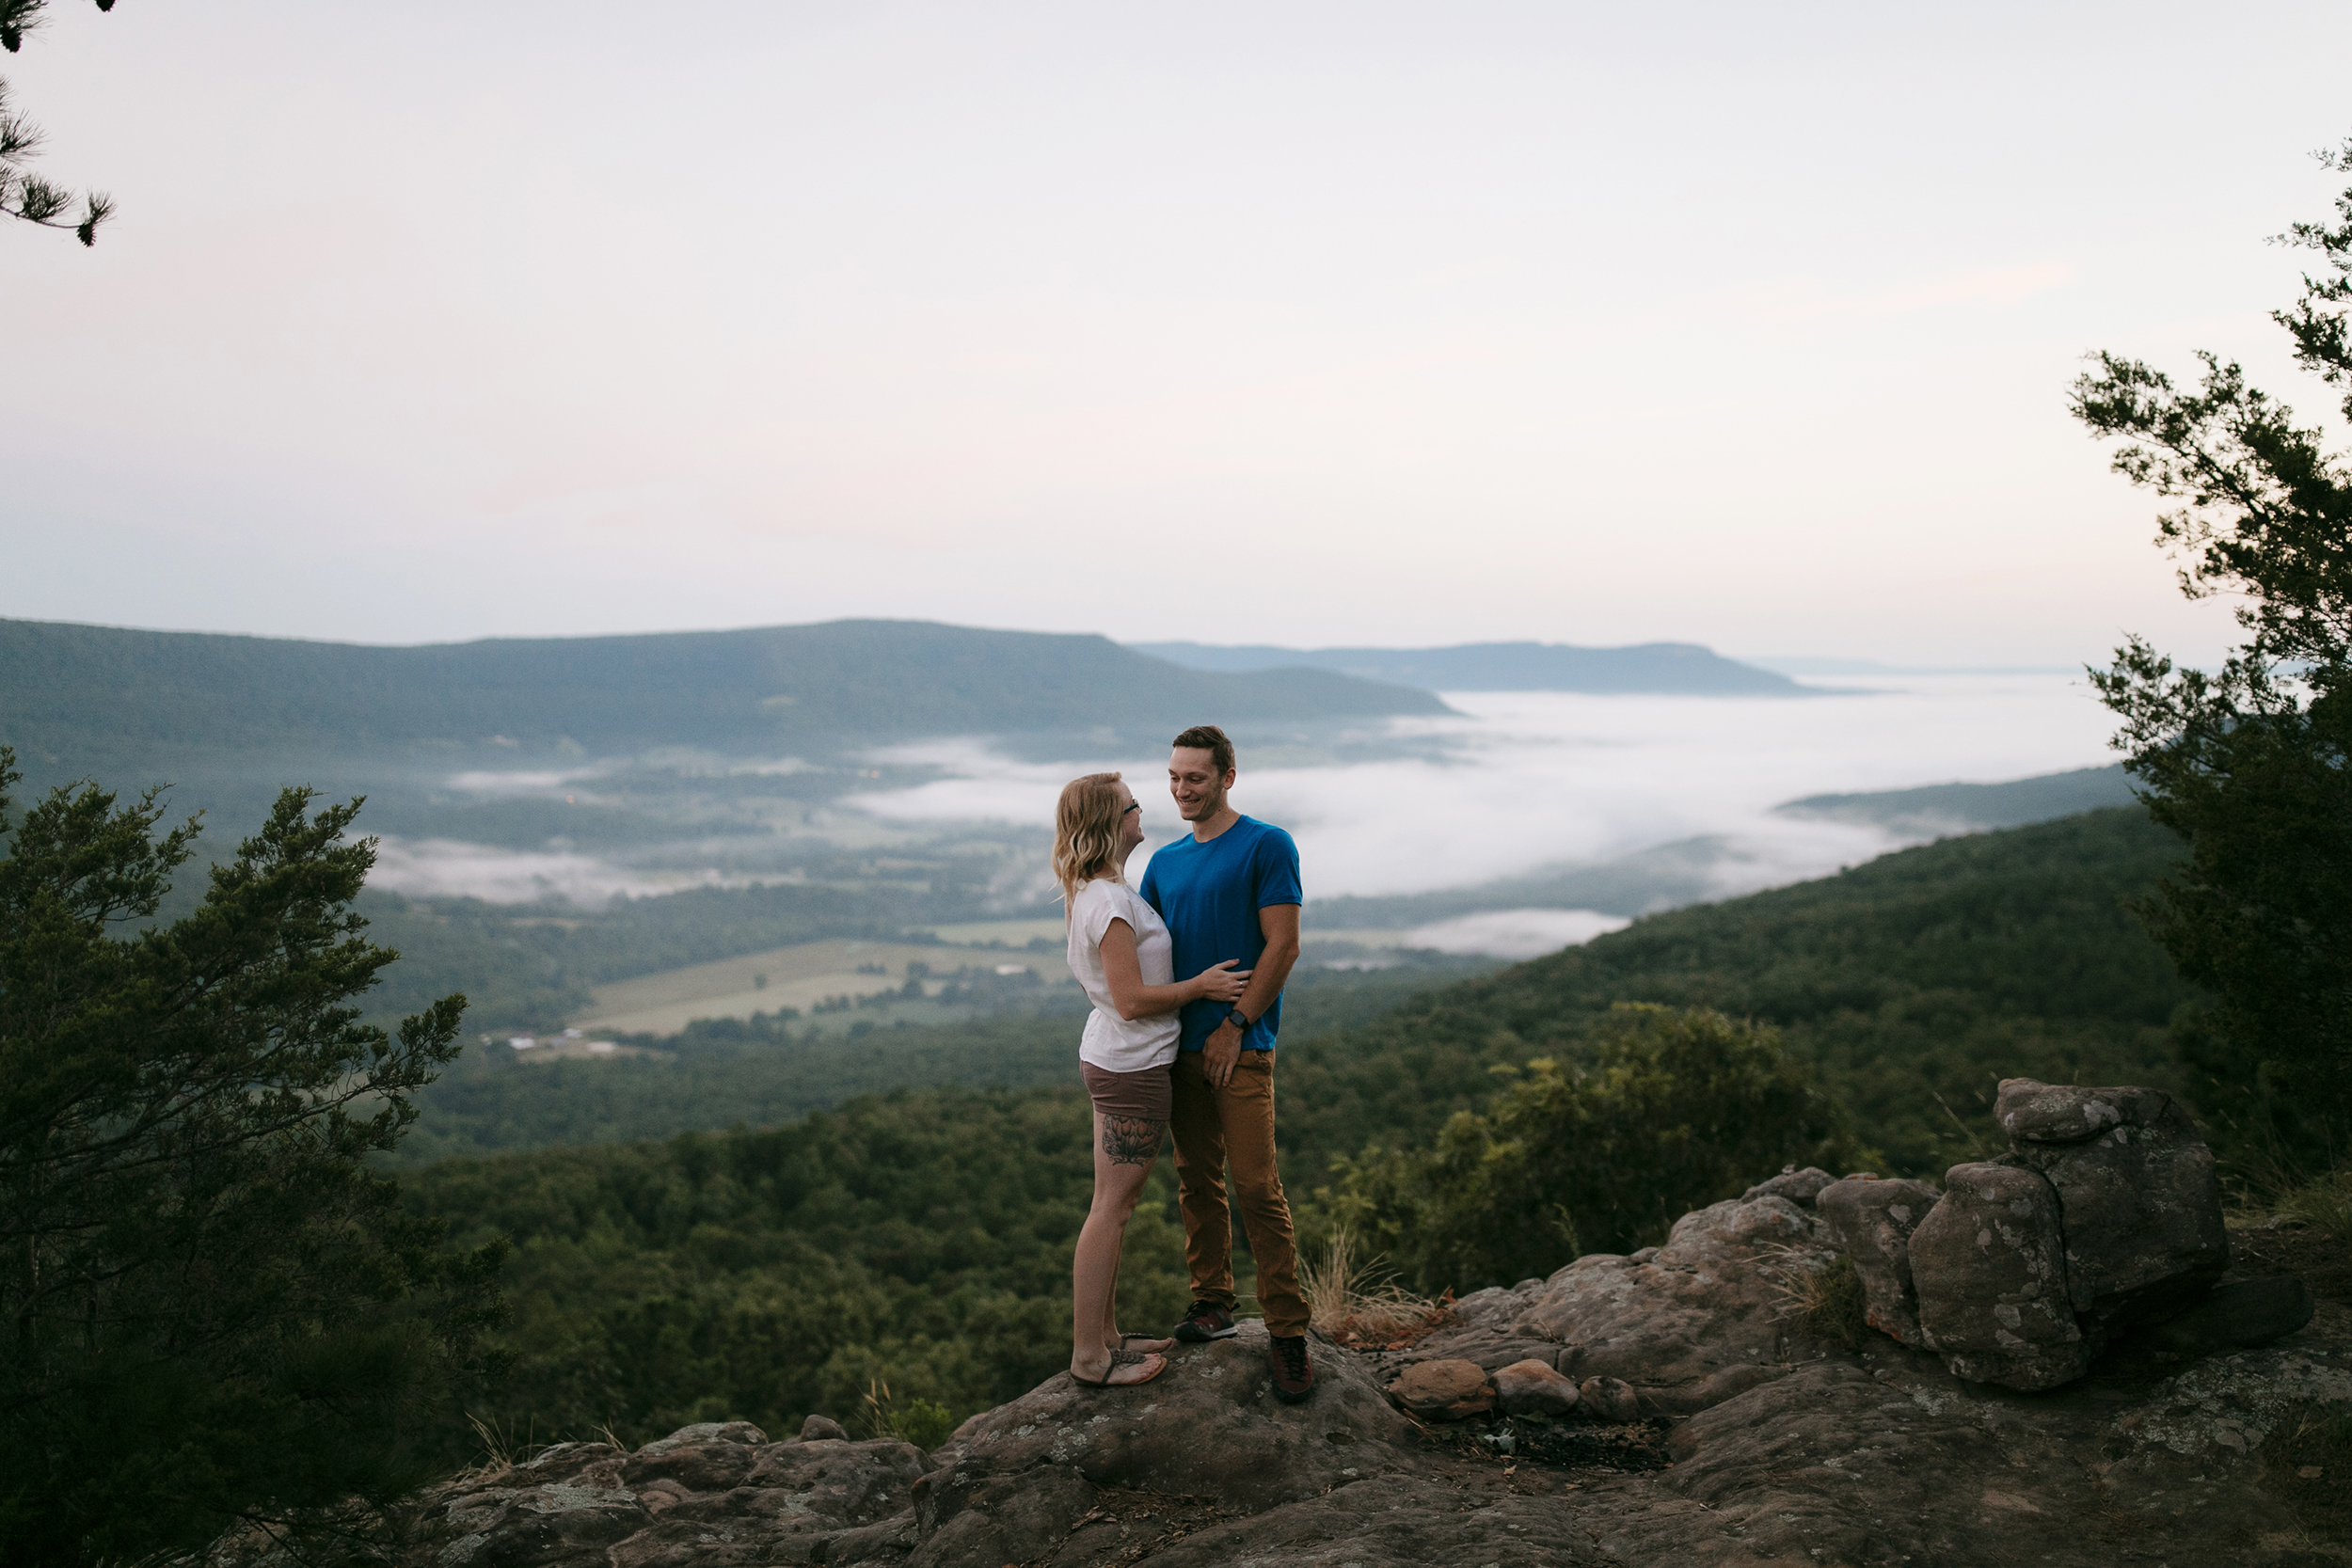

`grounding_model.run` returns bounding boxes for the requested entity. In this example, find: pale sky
[6,0,2344,666]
